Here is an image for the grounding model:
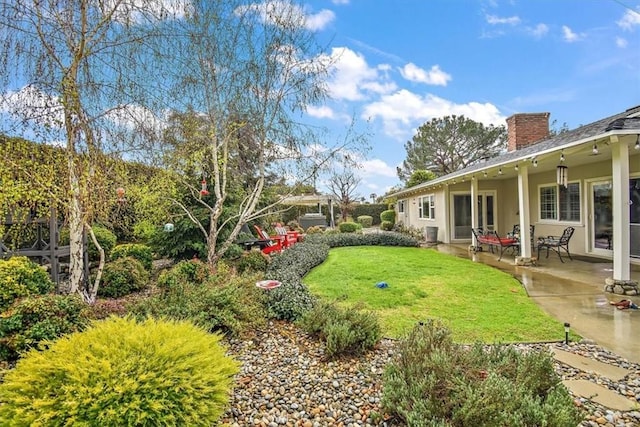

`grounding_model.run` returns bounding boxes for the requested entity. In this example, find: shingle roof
[392,105,640,197]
